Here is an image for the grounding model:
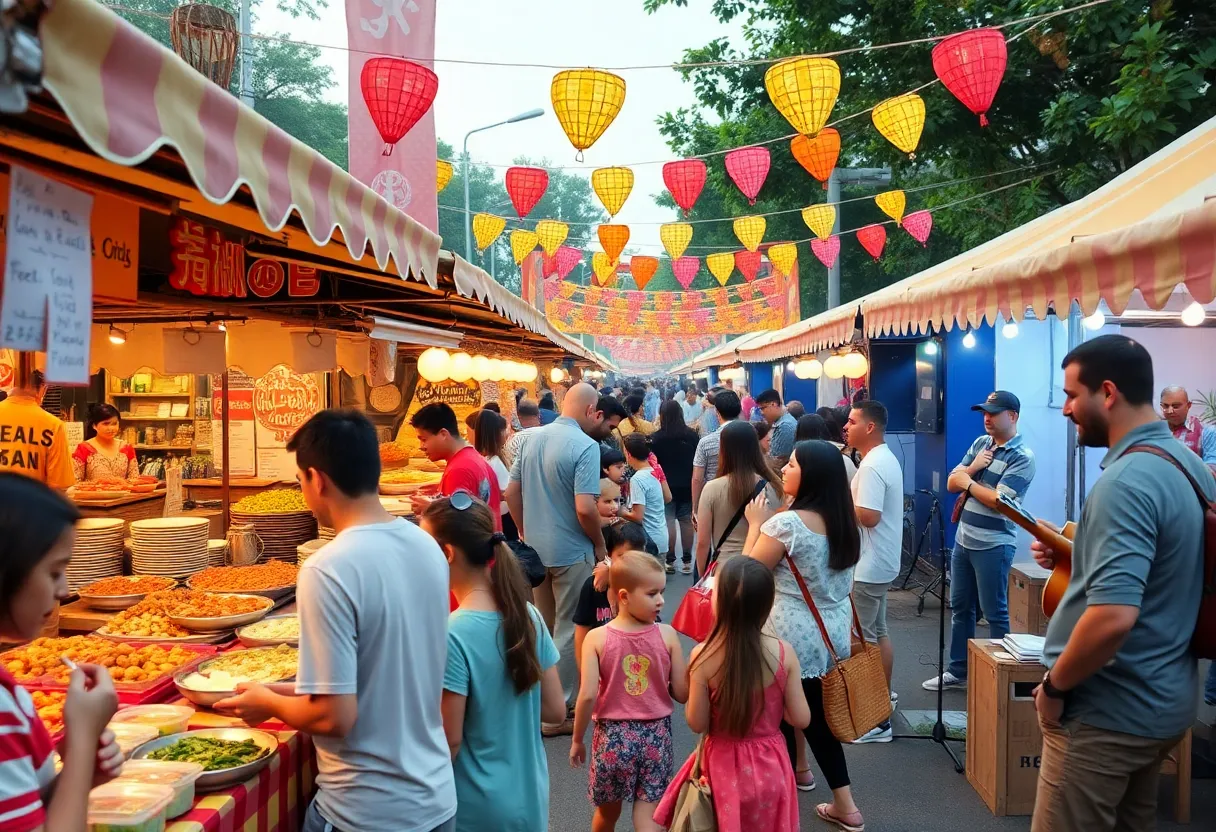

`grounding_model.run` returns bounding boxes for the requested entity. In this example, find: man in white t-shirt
[845,400,905,745]
[216,409,456,832]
